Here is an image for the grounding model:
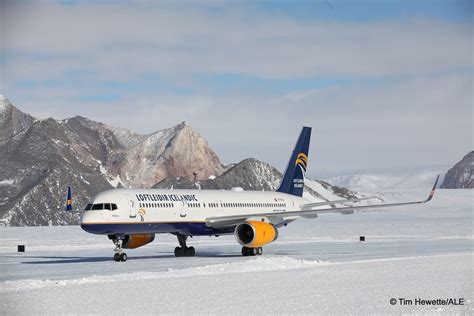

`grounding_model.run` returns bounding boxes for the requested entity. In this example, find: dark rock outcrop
[440,151,473,189]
